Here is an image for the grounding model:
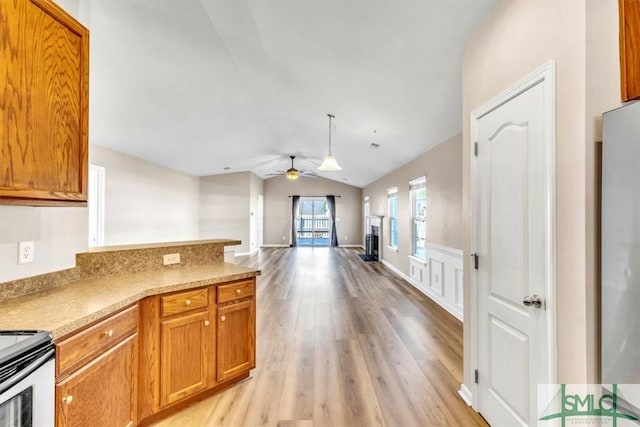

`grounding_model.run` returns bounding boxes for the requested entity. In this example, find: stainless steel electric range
[0,331,55,427]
